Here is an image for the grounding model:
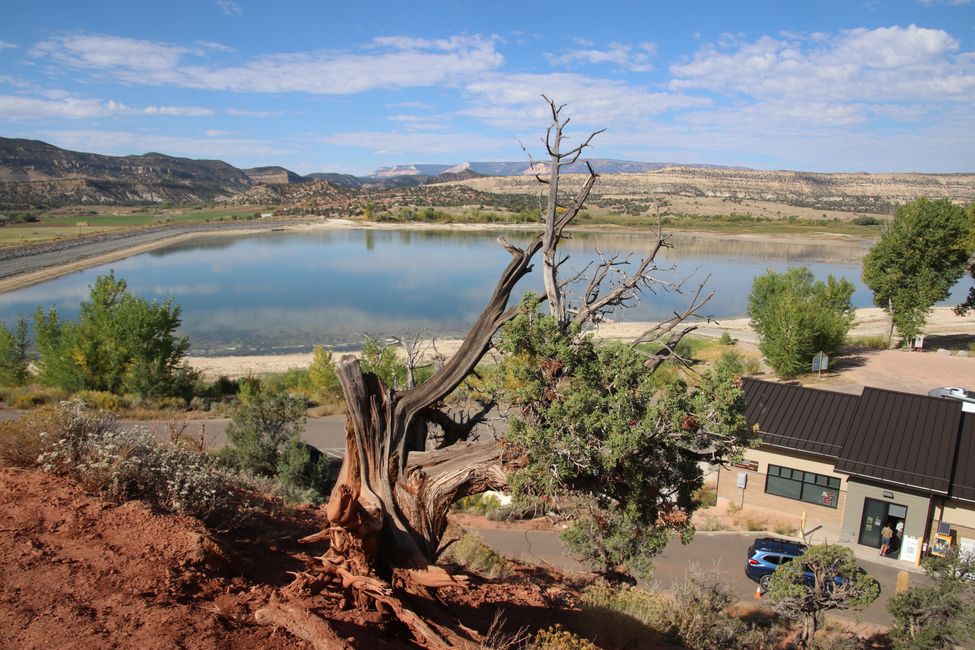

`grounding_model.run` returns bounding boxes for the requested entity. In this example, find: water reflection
[0,228,966,356]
